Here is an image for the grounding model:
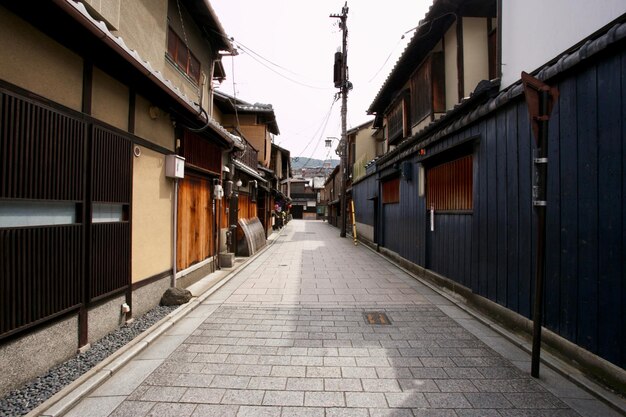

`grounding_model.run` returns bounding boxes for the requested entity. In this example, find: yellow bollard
[350,200,357,245]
